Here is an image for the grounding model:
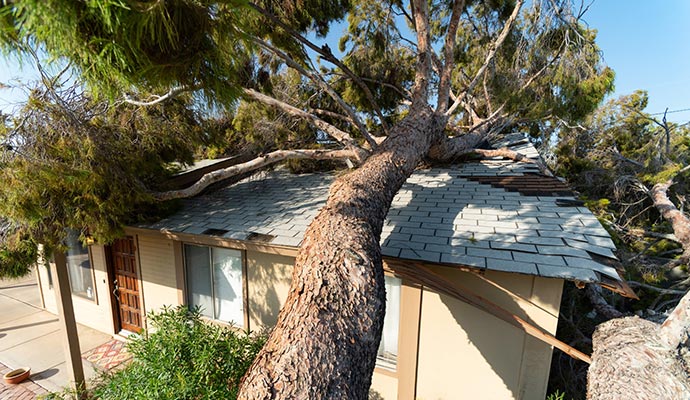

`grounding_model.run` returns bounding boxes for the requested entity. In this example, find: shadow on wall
[368,388,384,400]
[439,273,531,399]
[246,252,294,332]
[384,171,558,399]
